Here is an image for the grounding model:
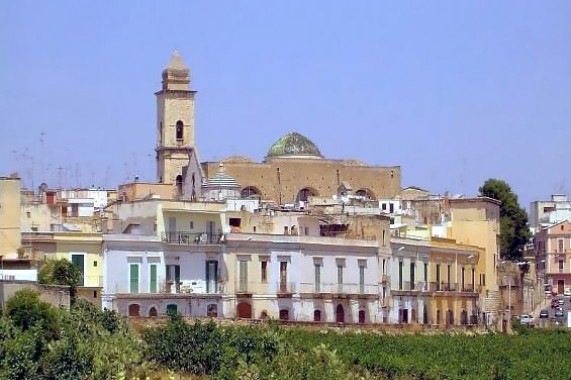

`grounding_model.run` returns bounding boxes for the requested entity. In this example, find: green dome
[266,132,322,158]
